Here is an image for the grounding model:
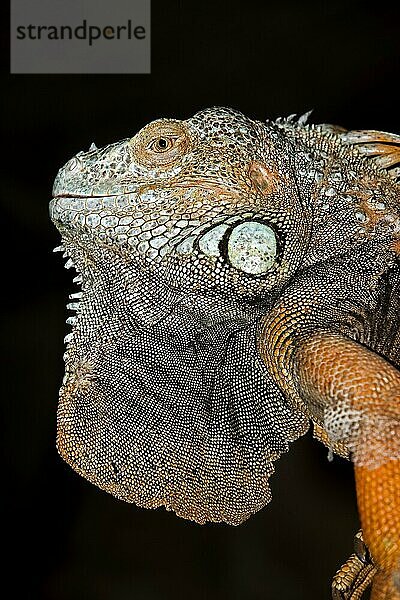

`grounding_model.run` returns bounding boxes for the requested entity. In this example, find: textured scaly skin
[50,108,400,597]
[298,333,400,599]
